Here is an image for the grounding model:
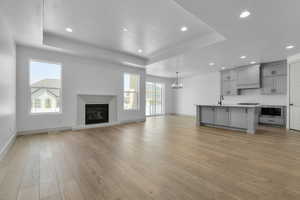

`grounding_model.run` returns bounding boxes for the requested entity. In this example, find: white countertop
[196,104,261,108]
